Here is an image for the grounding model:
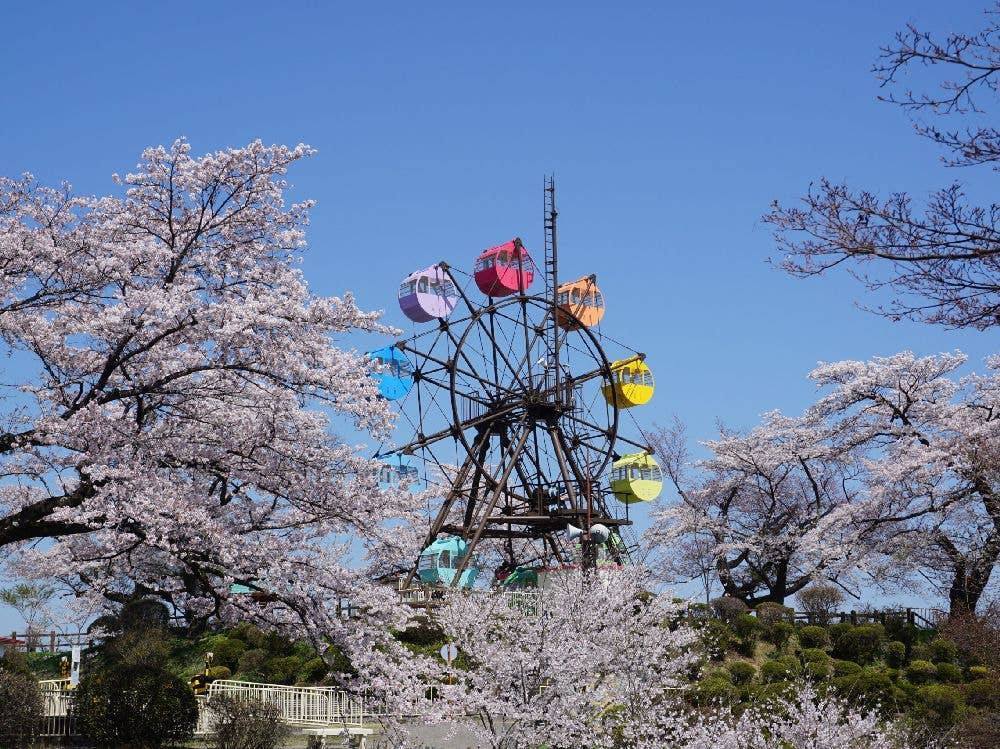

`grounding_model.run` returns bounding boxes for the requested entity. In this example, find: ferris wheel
[372,179,663,590]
